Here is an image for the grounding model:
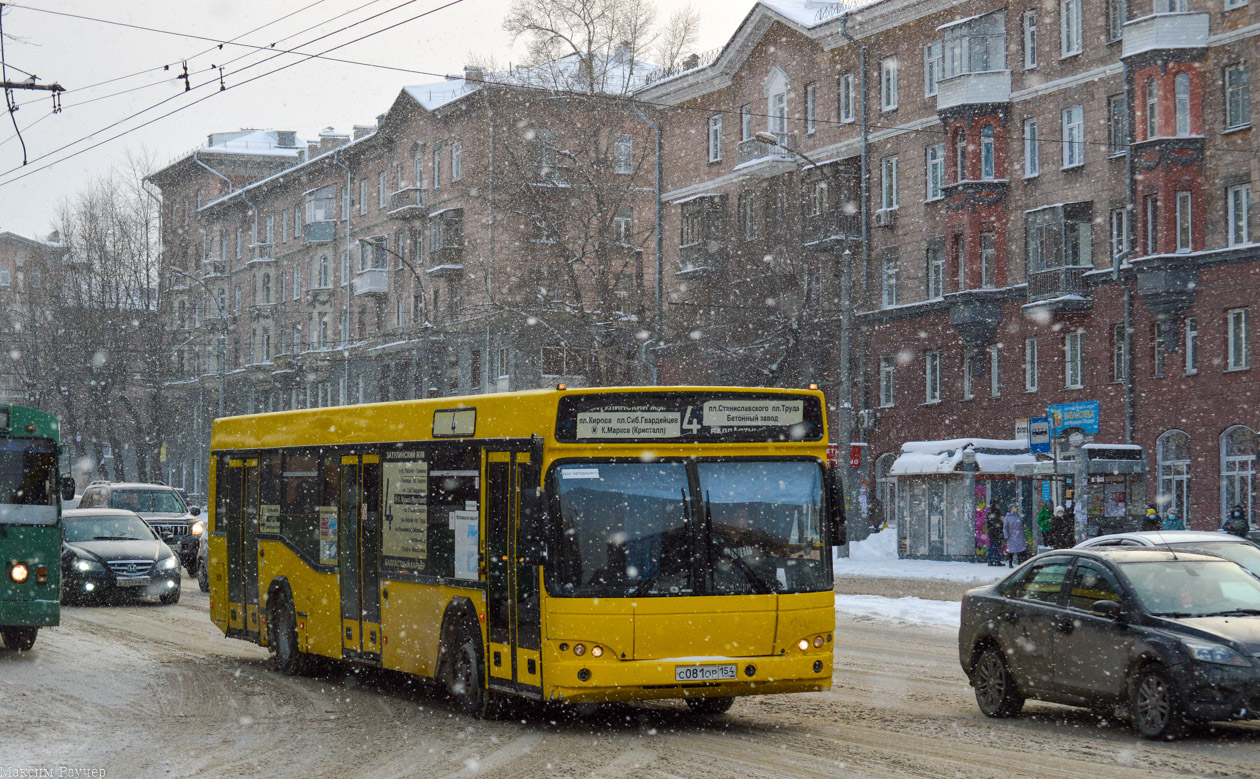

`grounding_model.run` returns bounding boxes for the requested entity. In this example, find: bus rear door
[339,454,382,661]
[484,447,542,696]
